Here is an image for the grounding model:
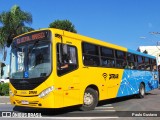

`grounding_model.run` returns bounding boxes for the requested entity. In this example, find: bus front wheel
[138,83,145,98]
[80,88,98,111]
